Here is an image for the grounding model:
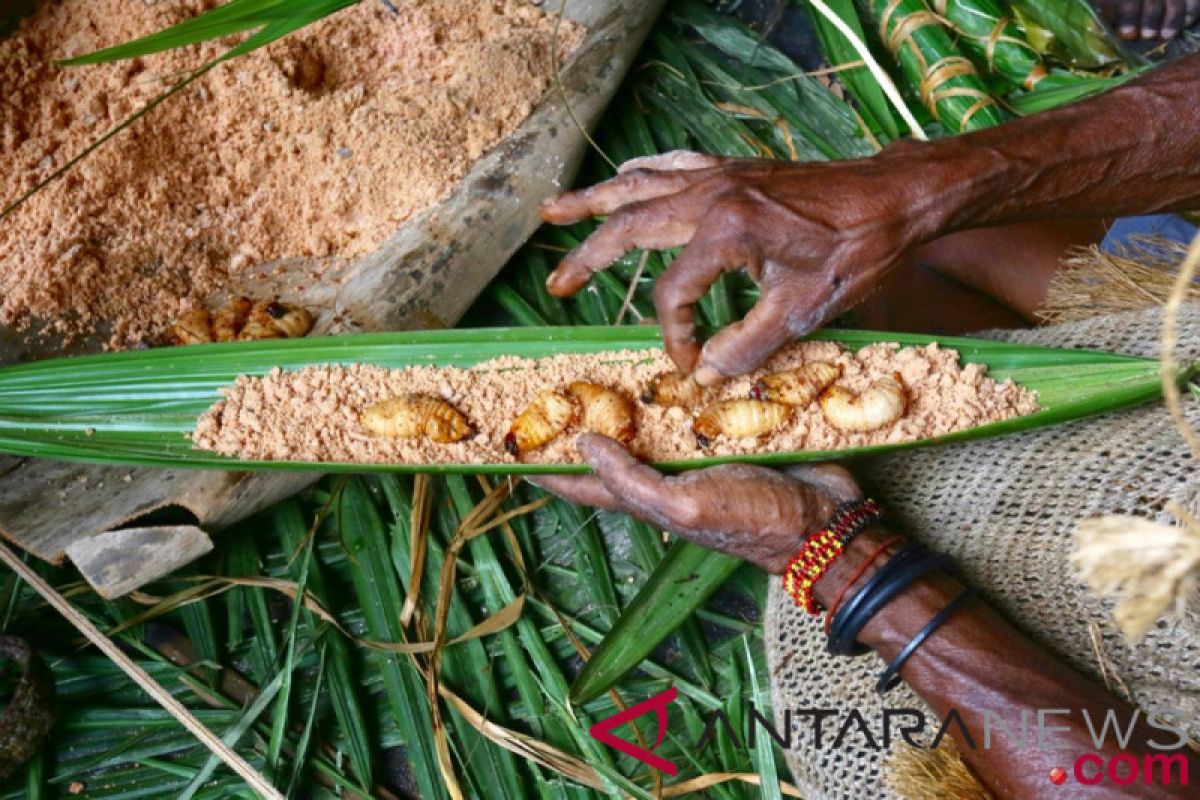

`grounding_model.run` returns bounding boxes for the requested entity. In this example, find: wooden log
[65,525,214,600]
